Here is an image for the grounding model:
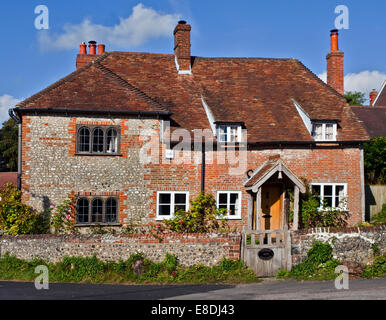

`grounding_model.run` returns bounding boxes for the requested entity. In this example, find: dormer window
[312,122,337,141]
[217,125,242,143]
